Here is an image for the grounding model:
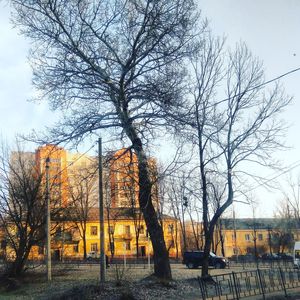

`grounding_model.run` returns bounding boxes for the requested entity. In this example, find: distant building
[3,145,180,260]
[216,218,298,257]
